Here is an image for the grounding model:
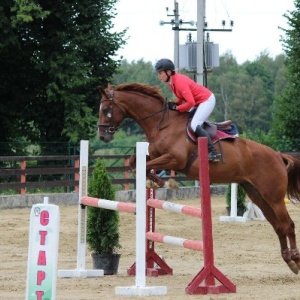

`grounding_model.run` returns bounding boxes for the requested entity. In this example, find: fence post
[124,157,130,191]
[74,158,80,193]
[20,160,26,195]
